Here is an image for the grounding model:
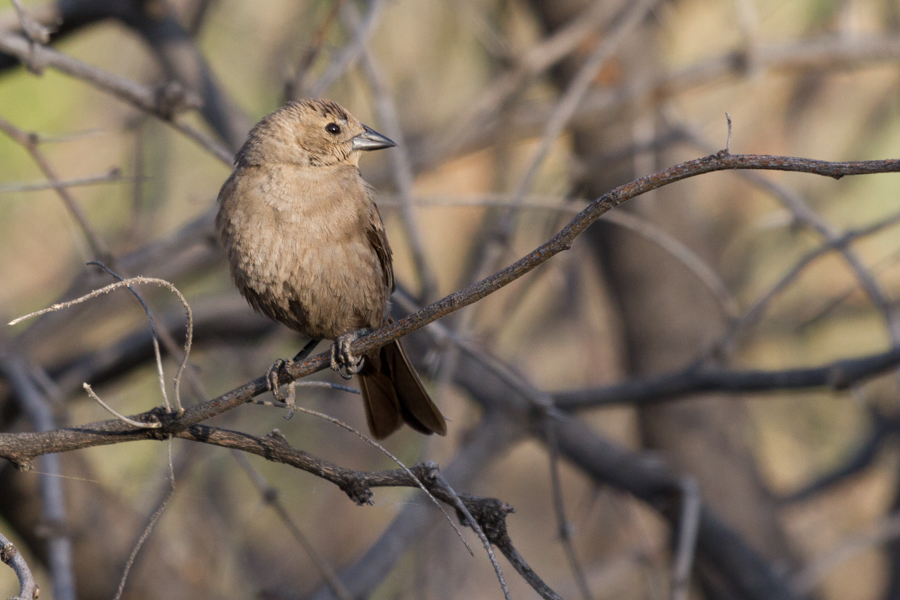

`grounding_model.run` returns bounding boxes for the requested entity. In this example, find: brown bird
[216,99,447,439]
